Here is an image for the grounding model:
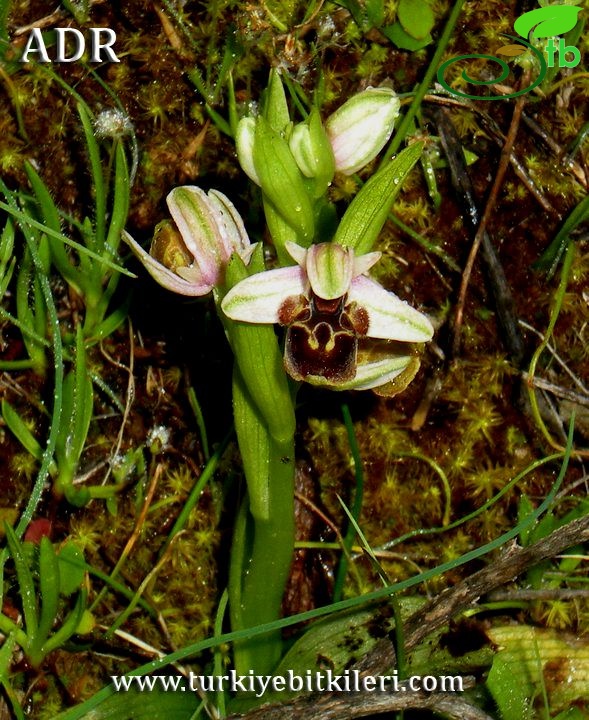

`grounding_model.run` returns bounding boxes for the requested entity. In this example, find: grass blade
[4,524,38,640]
